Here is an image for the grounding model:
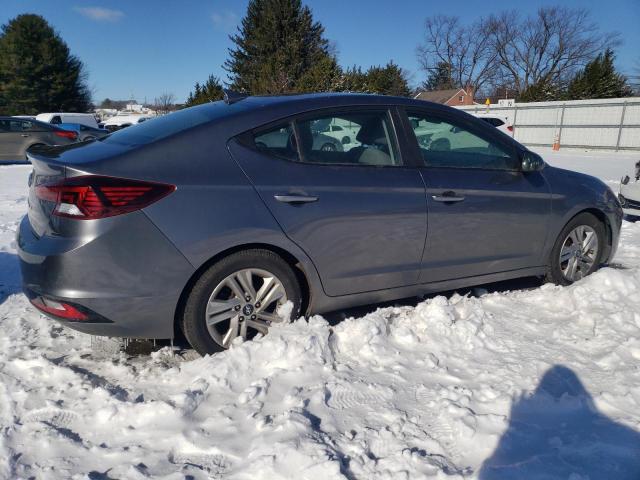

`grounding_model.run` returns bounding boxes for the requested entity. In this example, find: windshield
[100,101,233,146]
